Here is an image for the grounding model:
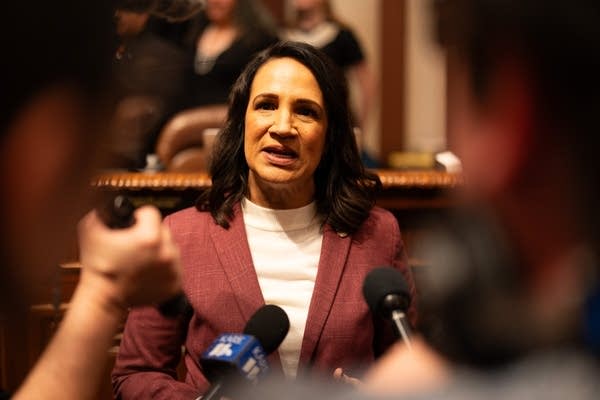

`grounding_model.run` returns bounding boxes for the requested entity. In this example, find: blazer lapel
[207,202,284,370]
[208,203,265,321]
[299,225,352,366]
